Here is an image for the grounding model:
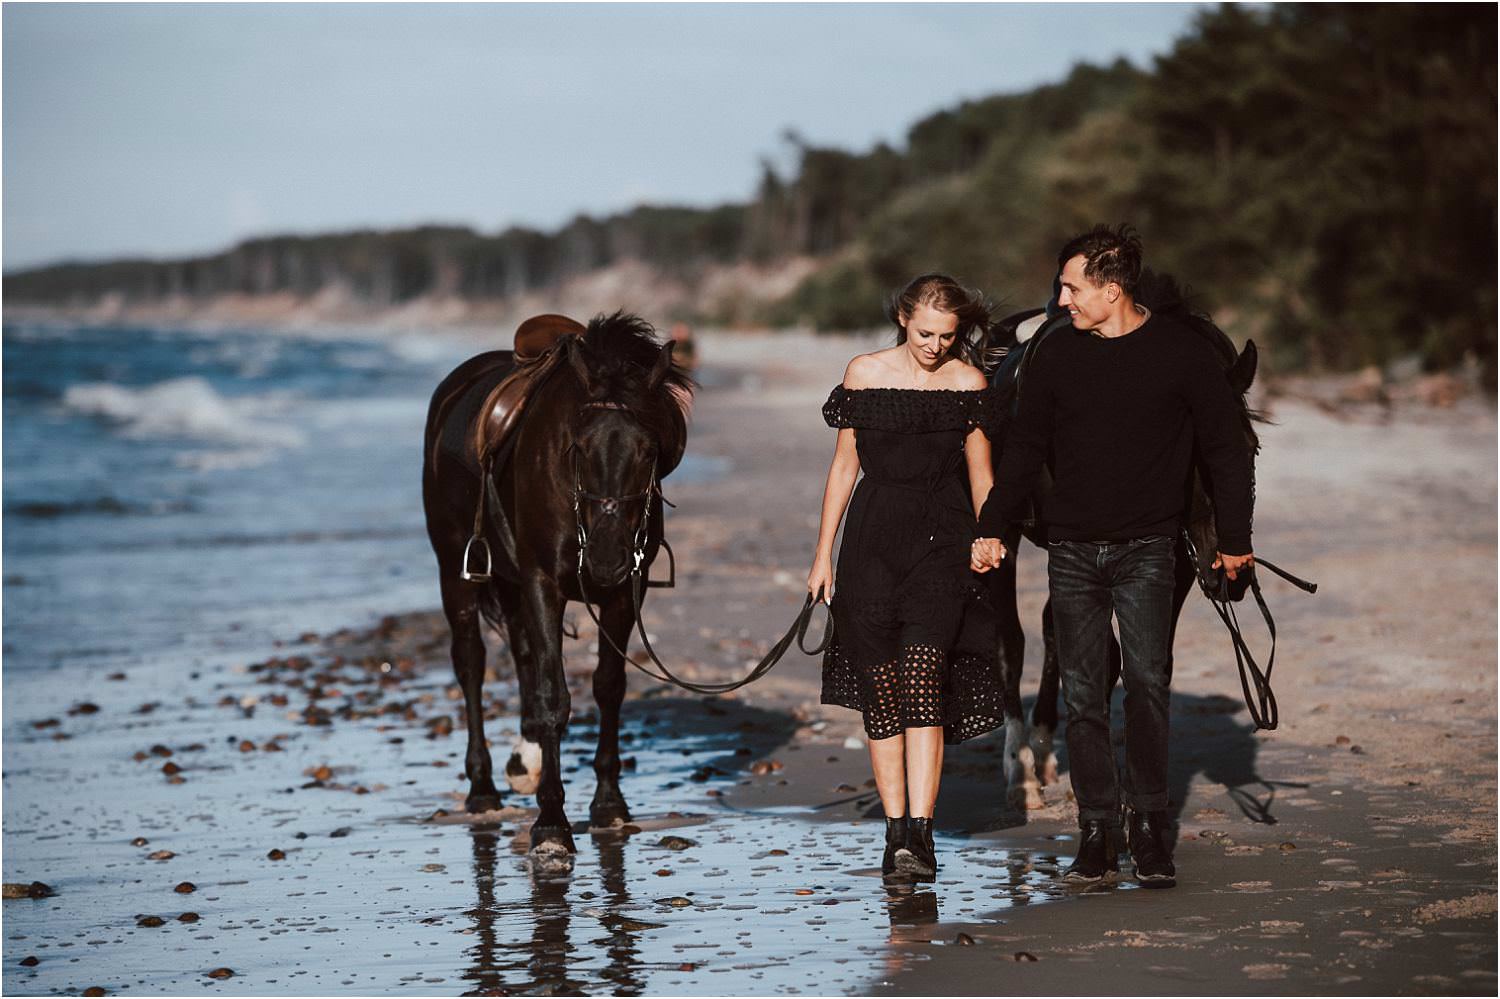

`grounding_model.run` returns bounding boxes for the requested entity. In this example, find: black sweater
[978,313,1254,554]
